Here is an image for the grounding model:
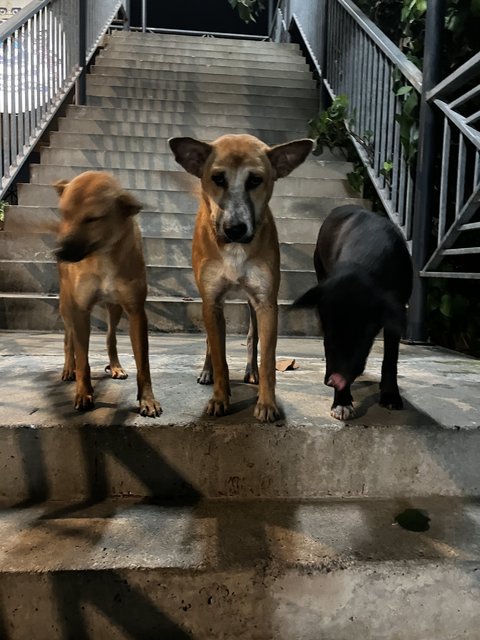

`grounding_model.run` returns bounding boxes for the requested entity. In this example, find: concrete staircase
[2,31,480,640]
[0,31,368,333]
